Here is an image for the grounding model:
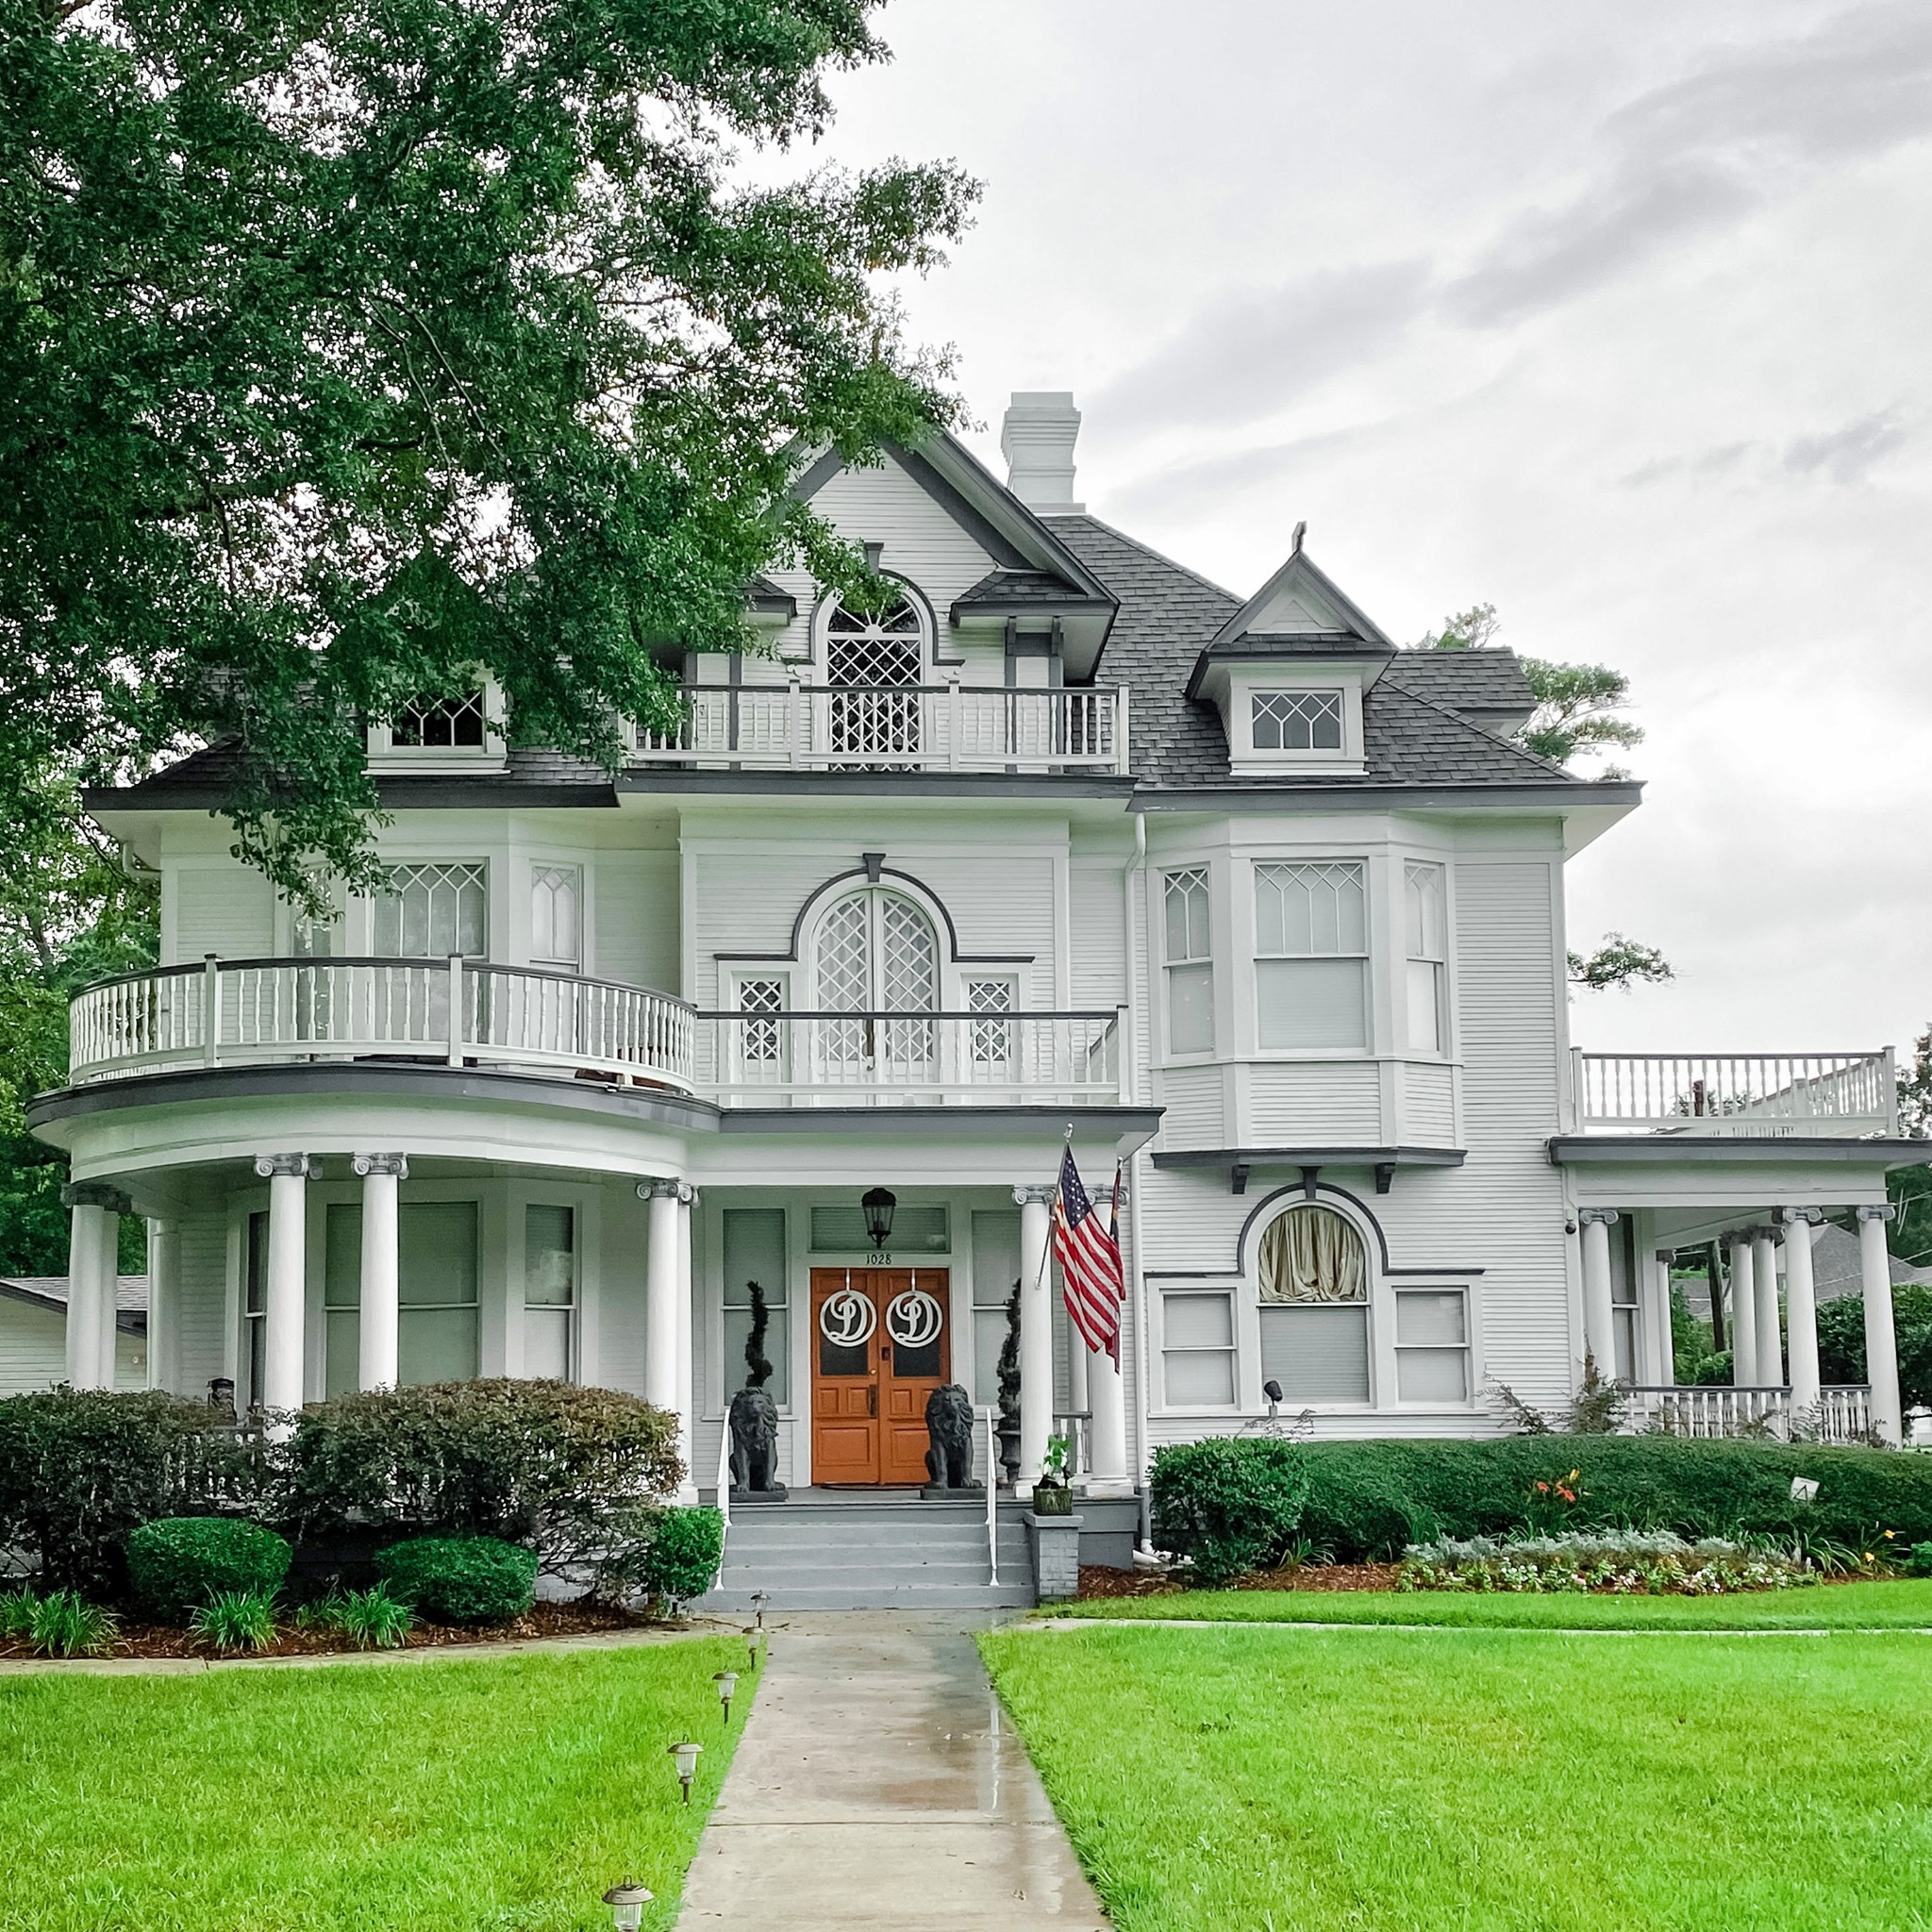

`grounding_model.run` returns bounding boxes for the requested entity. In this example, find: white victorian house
[29,392,1918,1591]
